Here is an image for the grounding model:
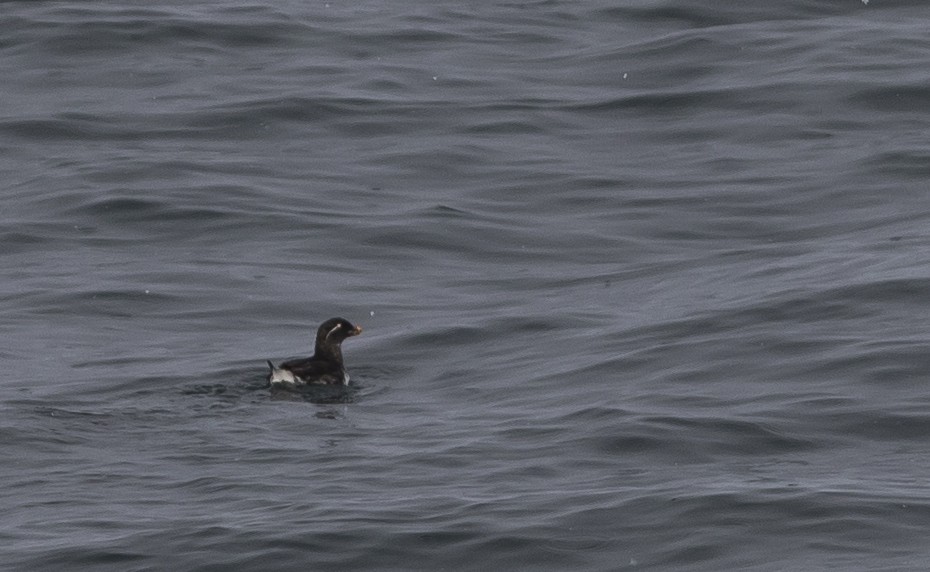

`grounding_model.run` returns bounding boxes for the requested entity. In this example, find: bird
[266,317,362,386]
